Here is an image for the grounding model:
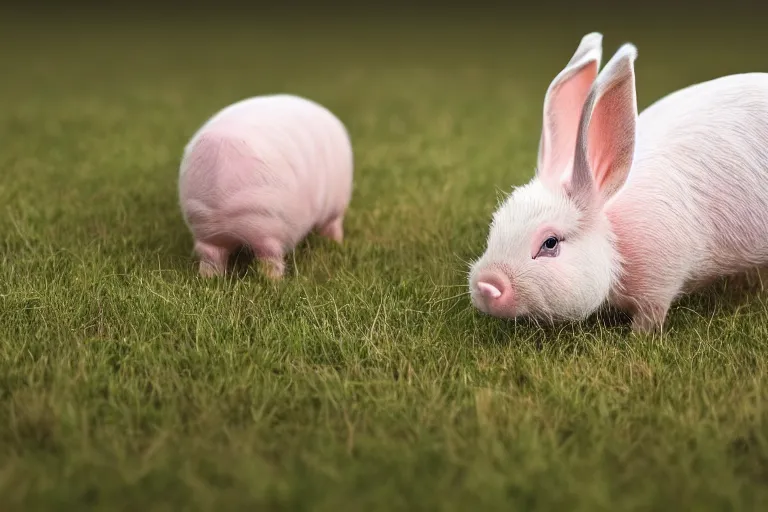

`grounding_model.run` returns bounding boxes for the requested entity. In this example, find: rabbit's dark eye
[534,235,561,259]
[543,237,558,250]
